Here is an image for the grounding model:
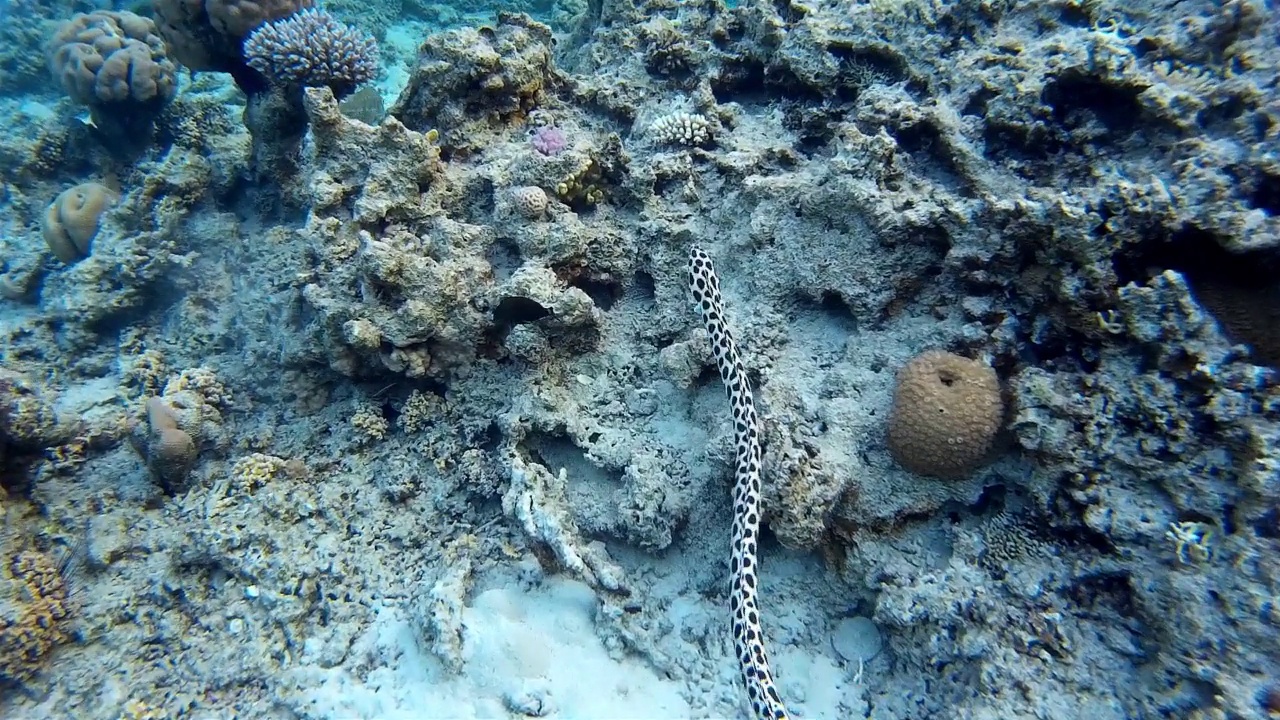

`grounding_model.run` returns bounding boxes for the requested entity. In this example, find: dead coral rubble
[0,370,73,492]
[392,13,562,152]
[0,548,74,685]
